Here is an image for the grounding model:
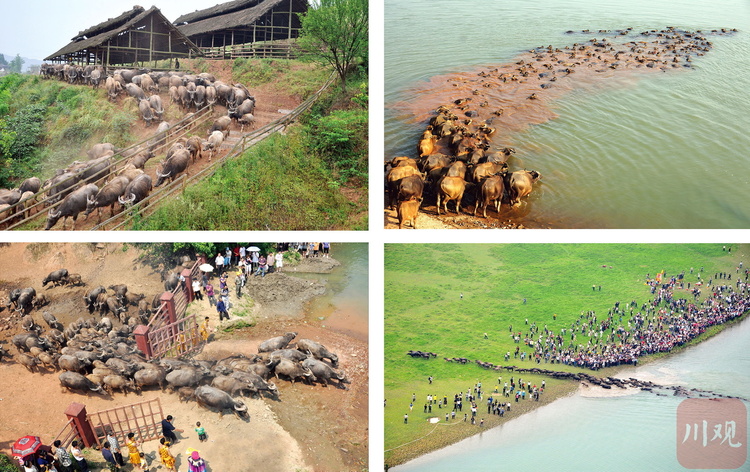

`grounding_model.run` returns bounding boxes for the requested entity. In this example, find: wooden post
[182,268,194,303]
[65,403,97,448]
[149,14,154,63]
[160,292,176,325]
[133,325,153,359]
